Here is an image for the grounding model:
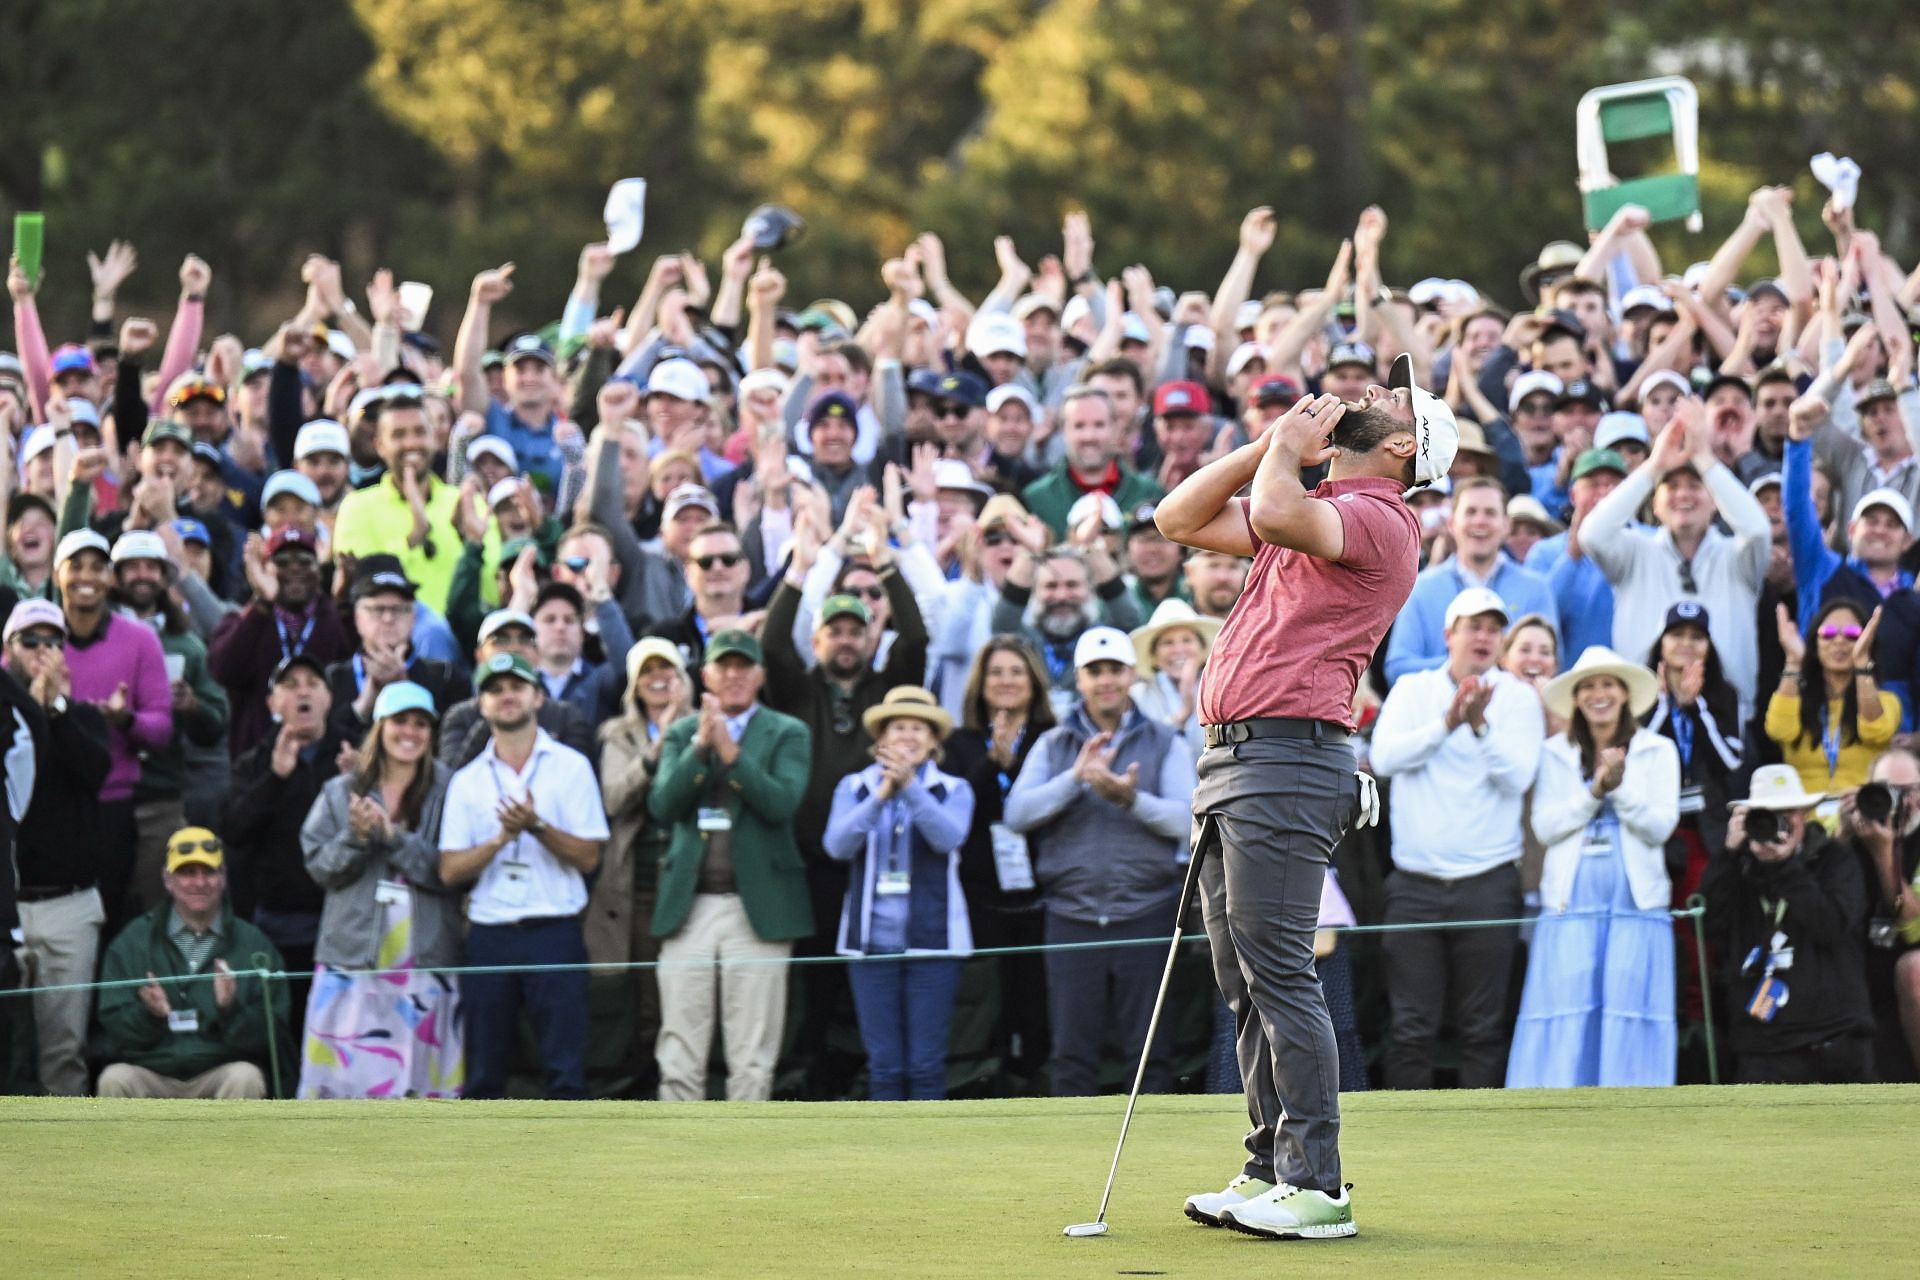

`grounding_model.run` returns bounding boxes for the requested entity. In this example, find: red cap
[265,525,318,558]
[1153,380,1211,417]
